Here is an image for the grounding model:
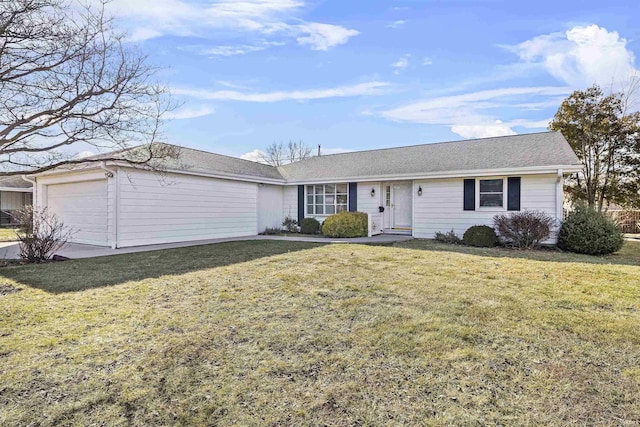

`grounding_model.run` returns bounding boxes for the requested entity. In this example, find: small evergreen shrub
[300,217,321,234]
[321,211,368,238]
[493,210,555,249]
[262,227,282,235]
[463,225,498,247]
[558,204,624,255]
[282,216,298,233]
[434,229,462,244]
